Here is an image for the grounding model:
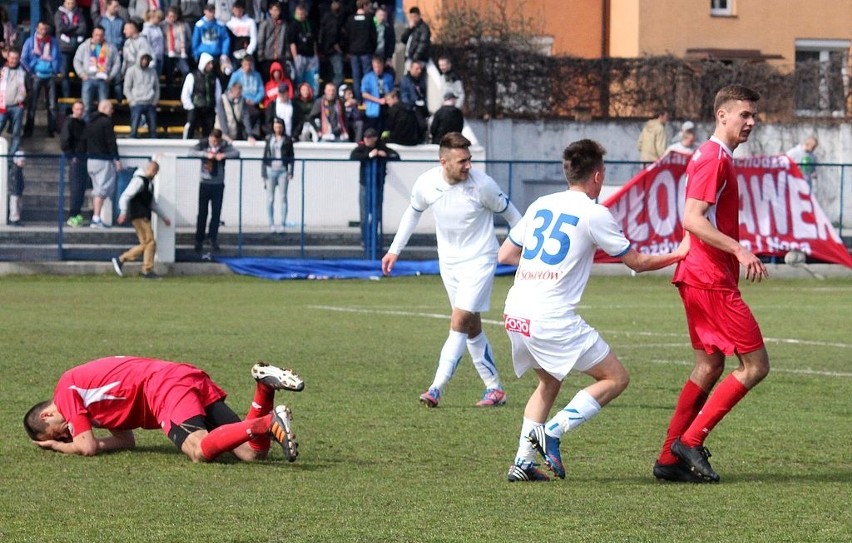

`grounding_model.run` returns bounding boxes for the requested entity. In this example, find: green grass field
[1,273,850,542]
